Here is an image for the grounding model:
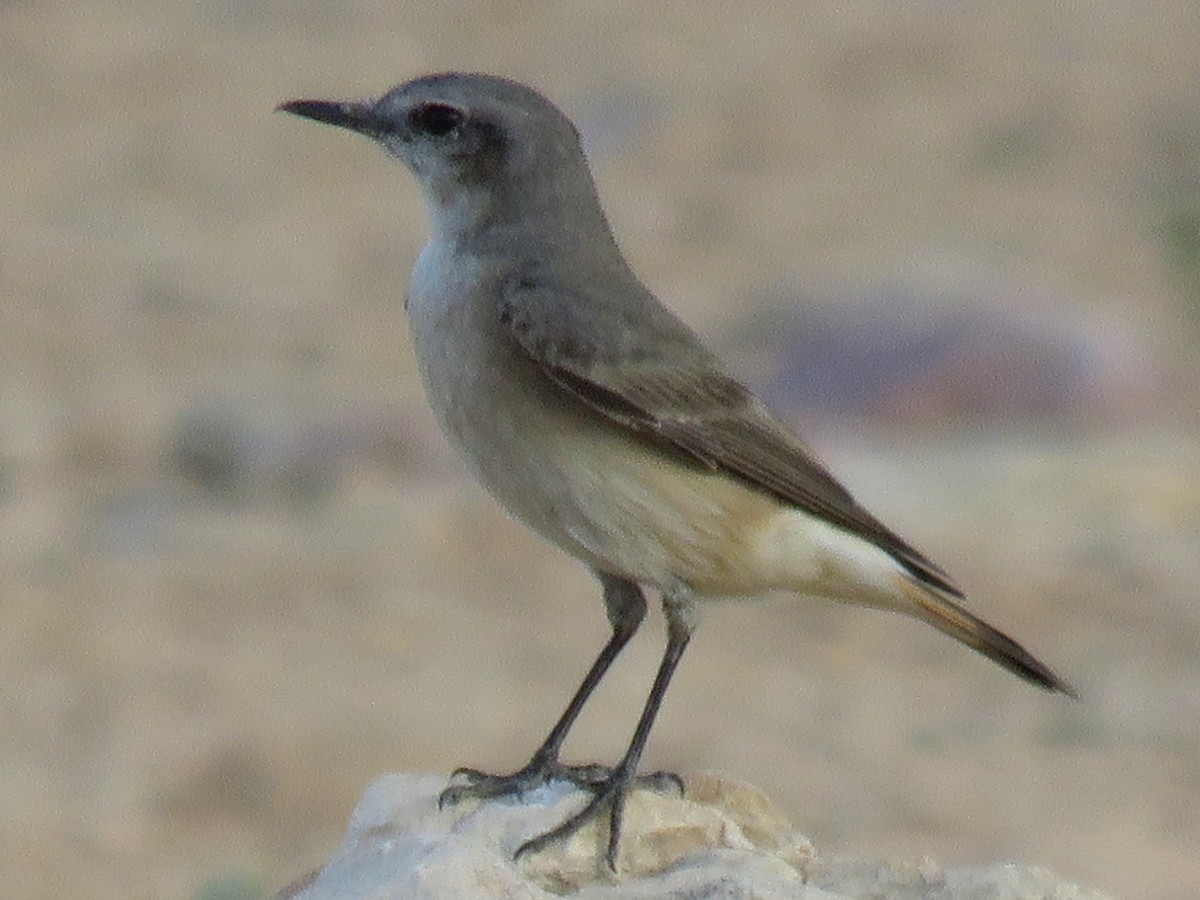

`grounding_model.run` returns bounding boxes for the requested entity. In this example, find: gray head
[279,73,613,243]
